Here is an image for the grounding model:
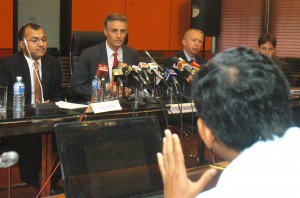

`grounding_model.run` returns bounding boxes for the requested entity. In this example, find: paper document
[55,101,88,109]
